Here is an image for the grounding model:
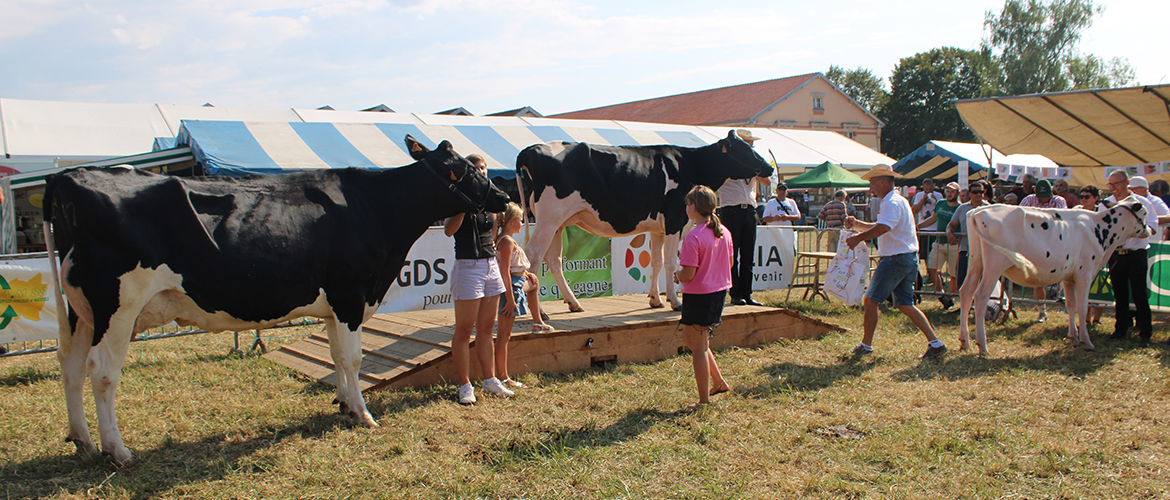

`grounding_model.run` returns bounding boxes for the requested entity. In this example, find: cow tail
[41,182,71,337]
[968,209,1039,278]
[516,155,531,243]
